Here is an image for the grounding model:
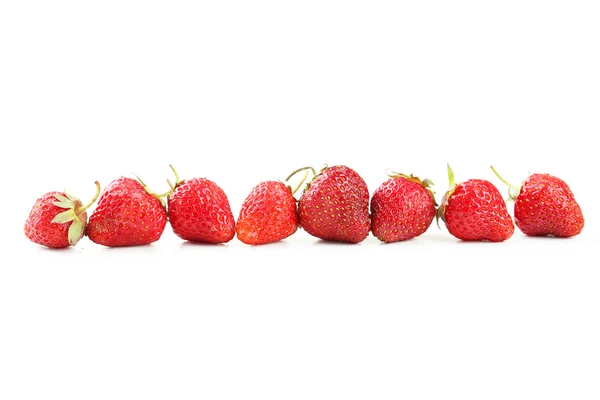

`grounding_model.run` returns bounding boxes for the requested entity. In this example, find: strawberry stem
[133,173,147,187]
[157,188,172,198]
[168,164,181,186]
[291,169,310,195]
[285,166,318,197]
[133,172,166,206]
[285,166,316,182]
[158,165,182,198]
[490,165,520,199]
[75,181,101,215]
